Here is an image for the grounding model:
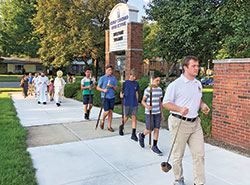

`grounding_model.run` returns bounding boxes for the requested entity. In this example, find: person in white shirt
[37,72,49,105]
[54,70,66,107]
[32,73,40,100]
[163,56,210,185]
